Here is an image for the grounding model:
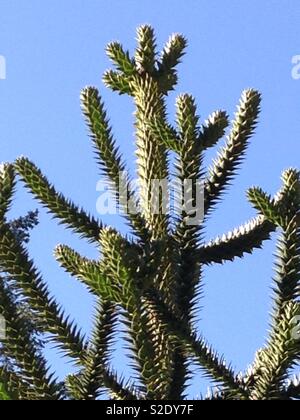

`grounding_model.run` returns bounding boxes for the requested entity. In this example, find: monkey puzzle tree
[0,209,40,367]
[0,26,299,400]
[0,188,40,399]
